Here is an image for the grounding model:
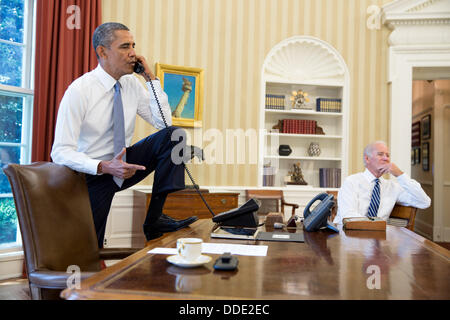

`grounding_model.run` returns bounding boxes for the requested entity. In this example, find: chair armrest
[28,270,97,289]
[283,202,299,208]
[282,201,299,217]
[99,248,141,260]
